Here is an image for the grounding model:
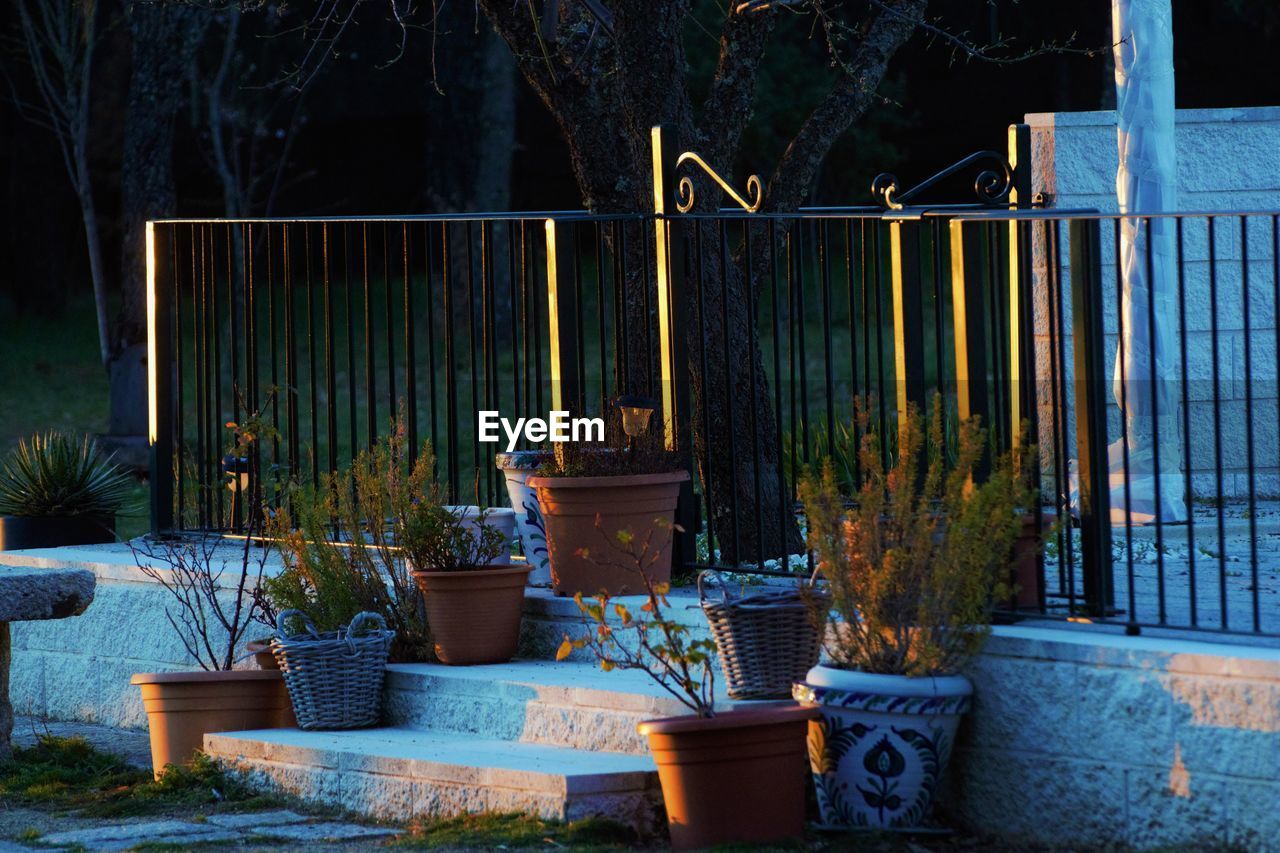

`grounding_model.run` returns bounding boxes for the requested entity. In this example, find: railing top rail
[938,207,1280,222]
[148,211,650,226]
